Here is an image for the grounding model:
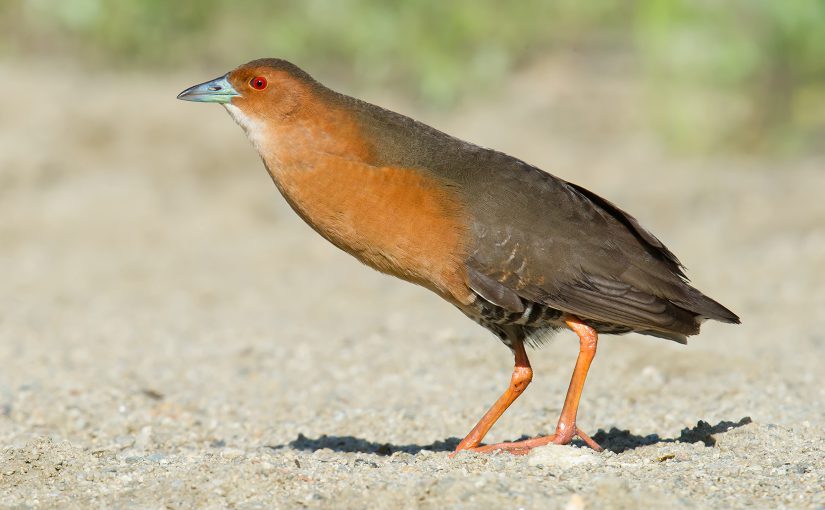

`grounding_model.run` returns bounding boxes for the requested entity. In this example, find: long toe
[575,427,603,452]
[459,434,559,456]
[455,427,602,456]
